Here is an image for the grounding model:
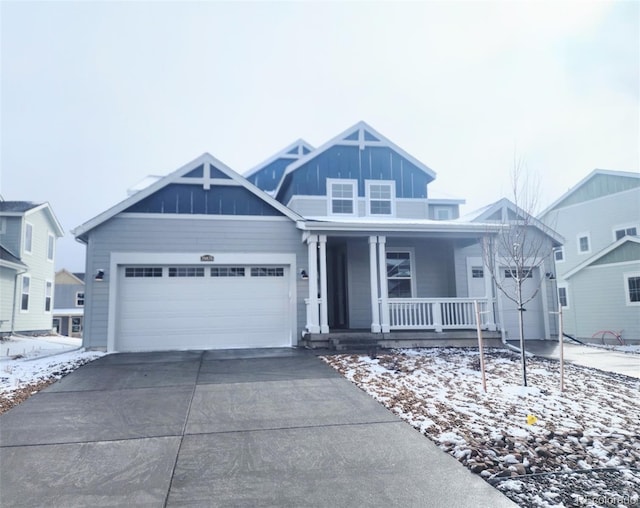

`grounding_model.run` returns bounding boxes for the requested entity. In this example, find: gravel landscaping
[322,348,640,508]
